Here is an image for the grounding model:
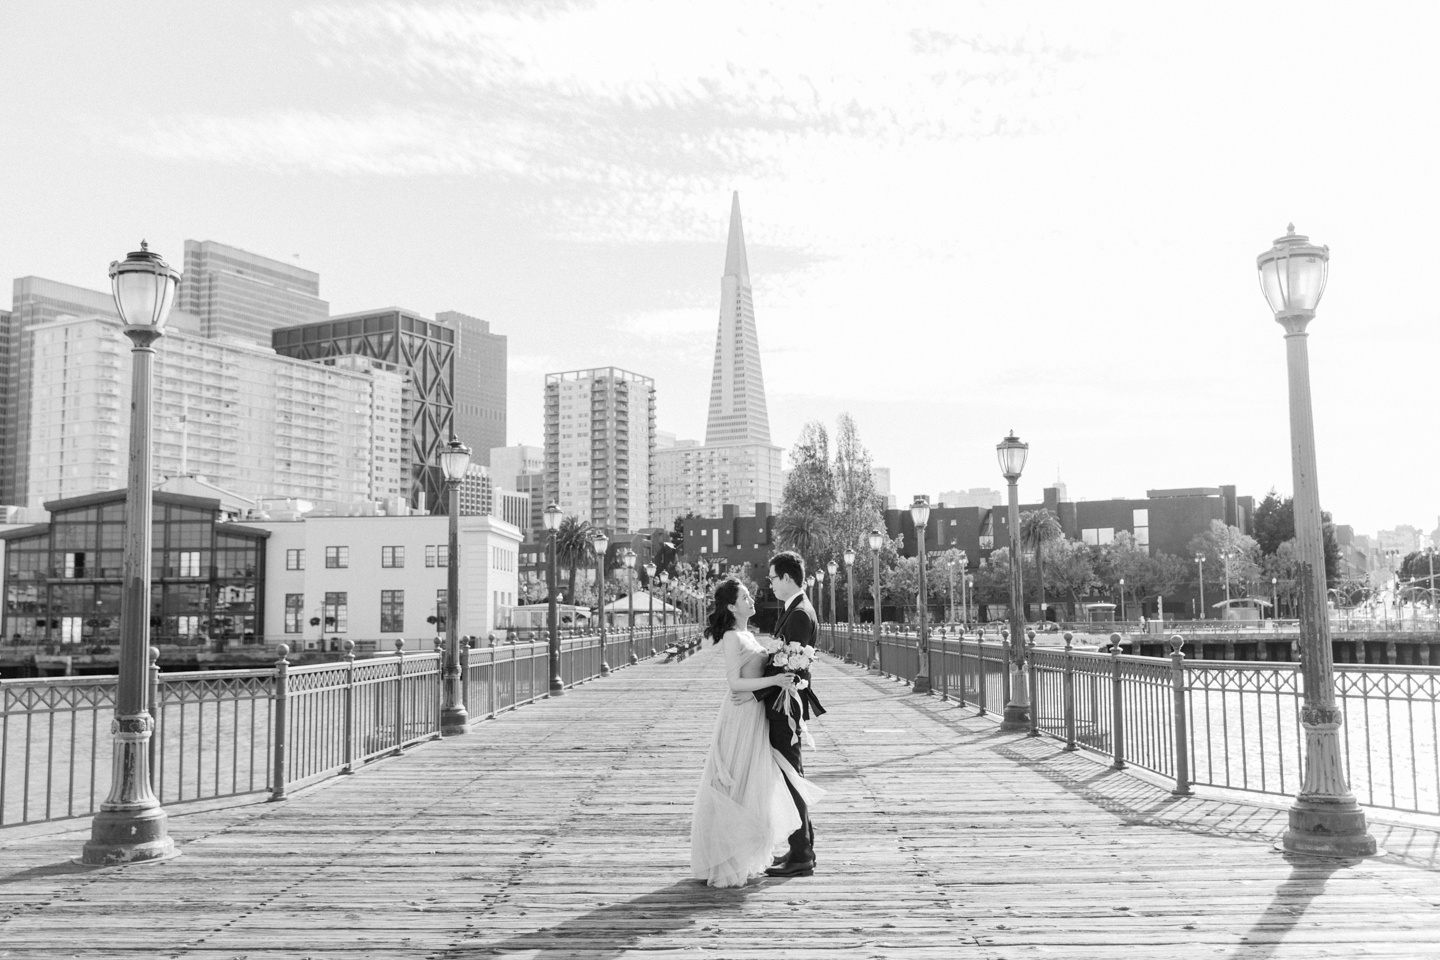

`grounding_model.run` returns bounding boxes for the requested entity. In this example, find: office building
[490,444,544,490]
[938,488,1003,509]
[650,194,784,530]
[544,367,655,535]
[177,240,328,344]
[437,311,506,466]
[25,315,396,507]
[273,308,458,514]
